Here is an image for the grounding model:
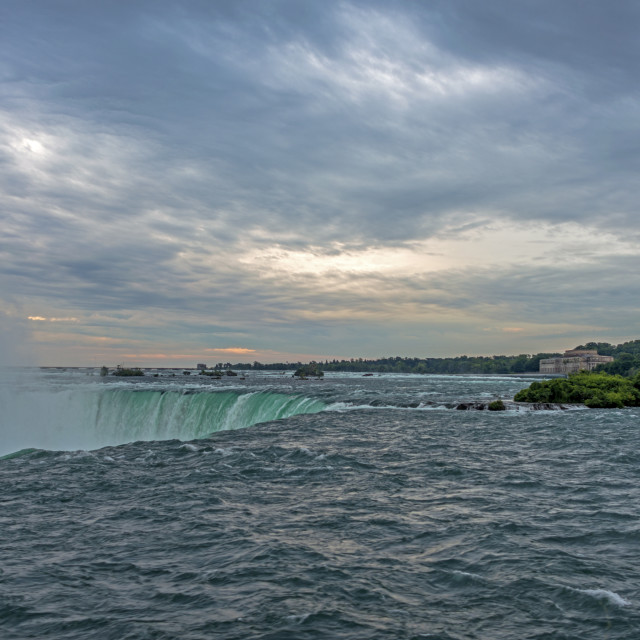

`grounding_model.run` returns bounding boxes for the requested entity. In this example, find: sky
[1,0,639,367]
